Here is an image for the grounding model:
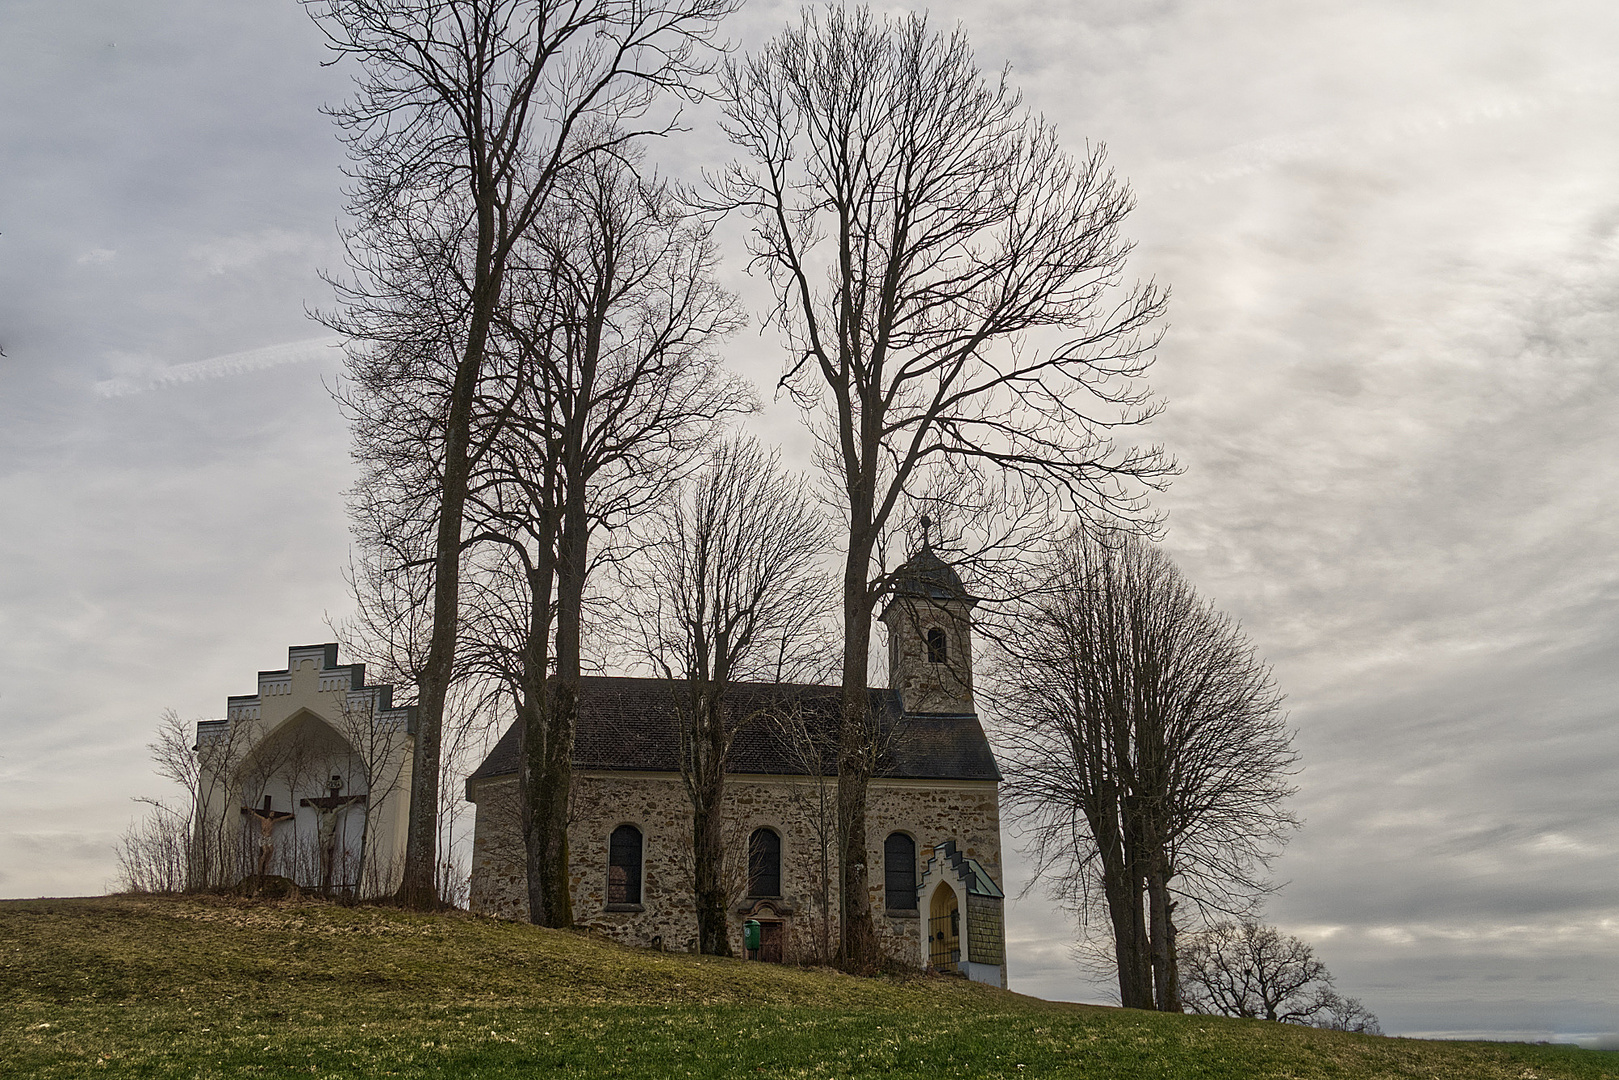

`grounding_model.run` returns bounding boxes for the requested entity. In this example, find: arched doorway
[928,881,961,973]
